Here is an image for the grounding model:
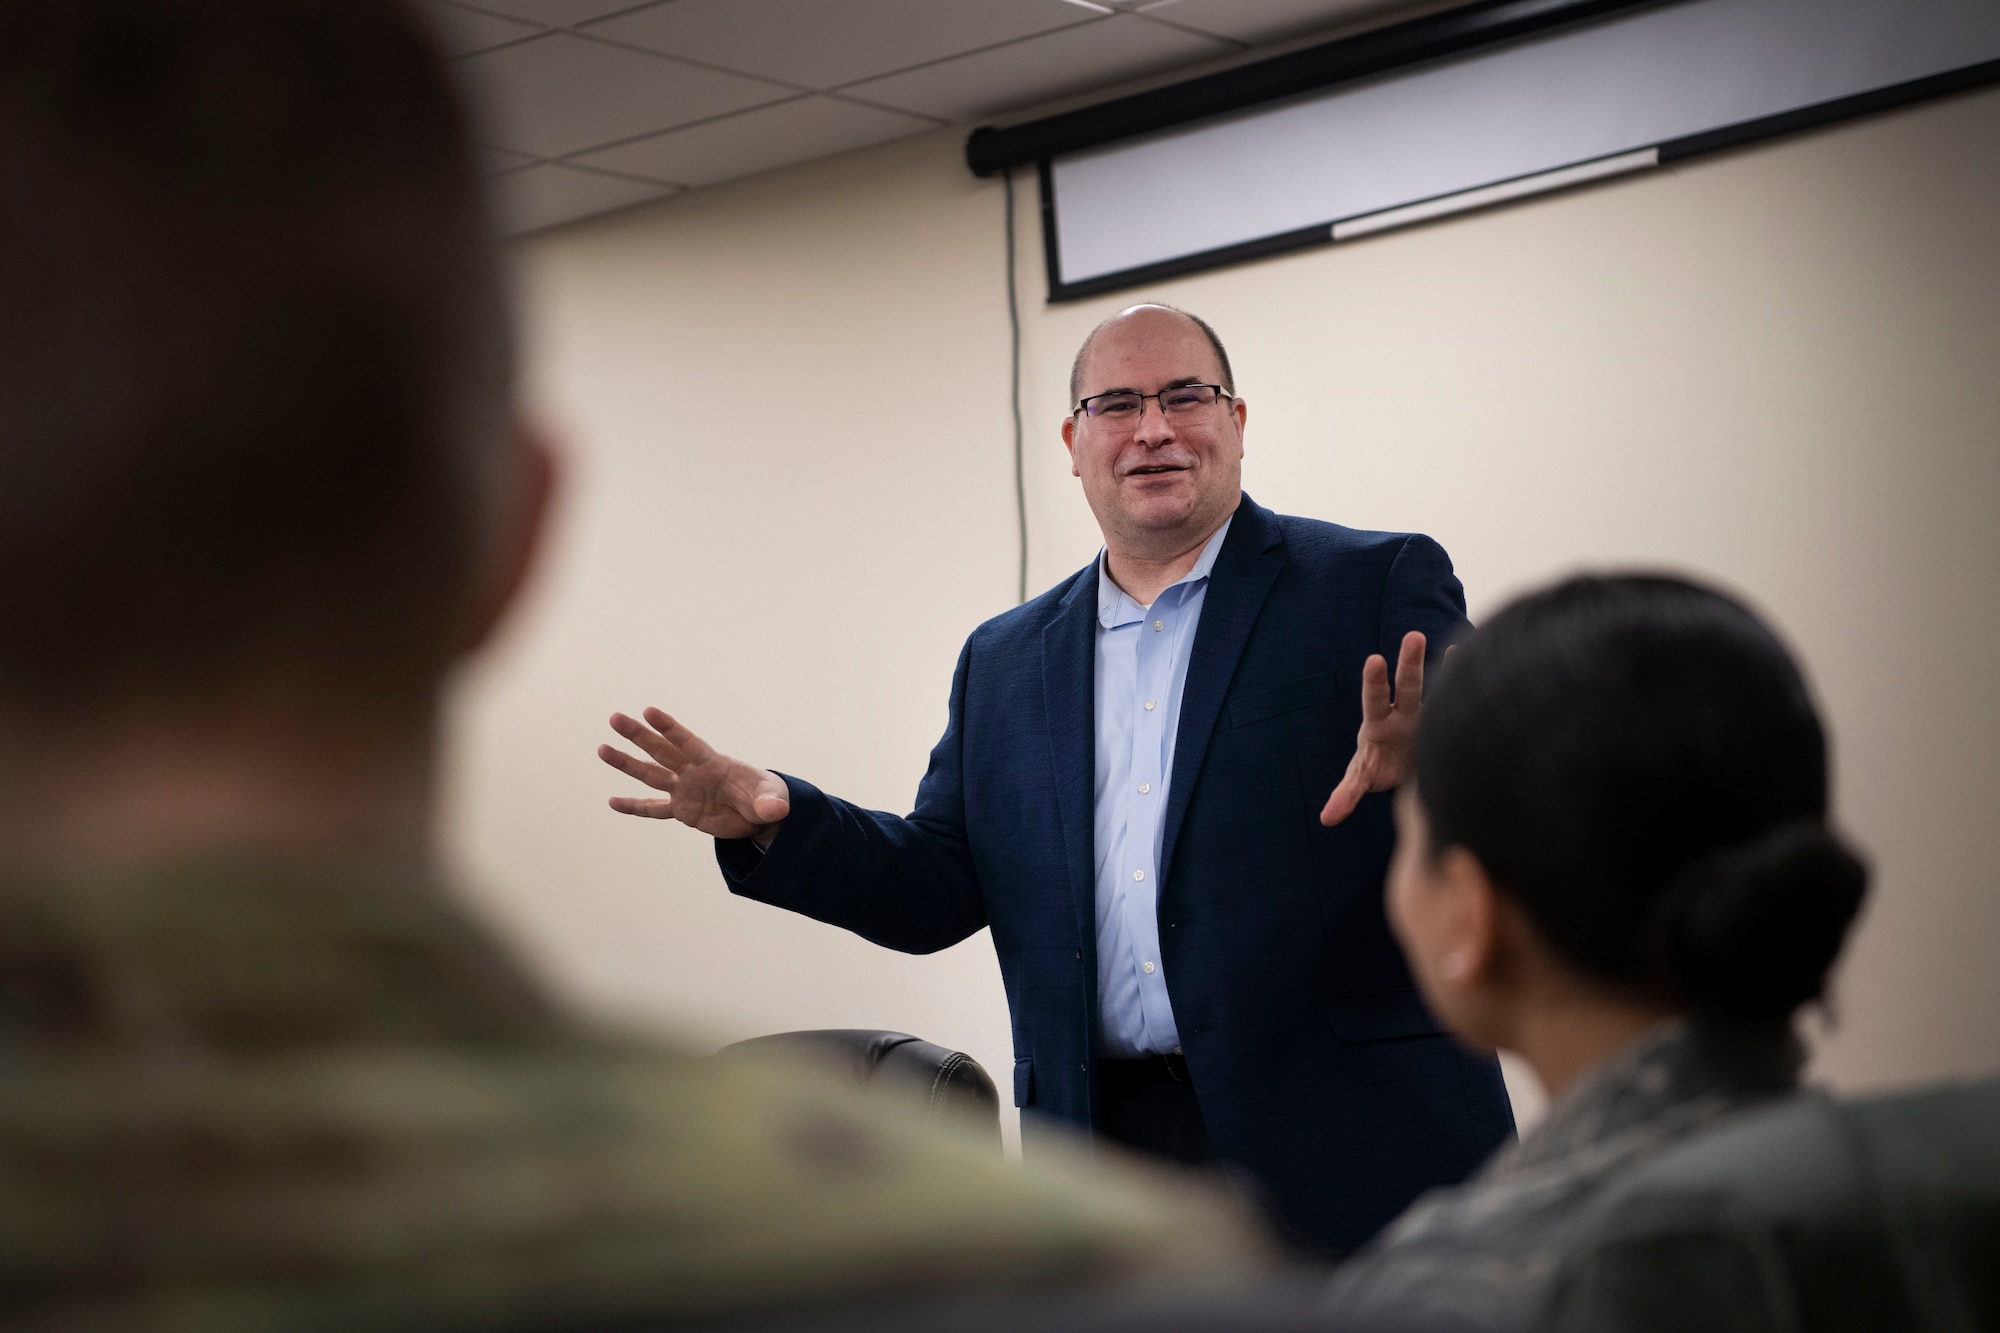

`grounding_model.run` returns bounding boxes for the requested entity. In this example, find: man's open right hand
[598,707,790,845]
